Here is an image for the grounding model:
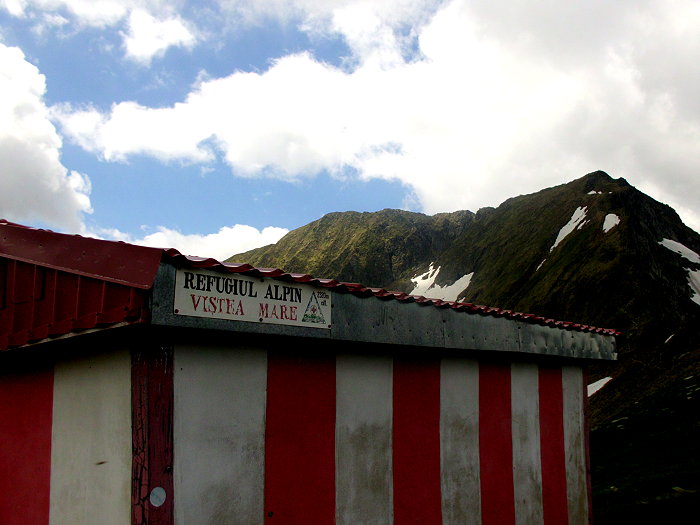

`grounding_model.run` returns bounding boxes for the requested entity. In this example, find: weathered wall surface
[440,358,481,524]
[0,339,589,525]
[336,353,394,524]
[173,343,268,524]
[170,341,591,525]
[49,348,132,525]
[563,366,589,525]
